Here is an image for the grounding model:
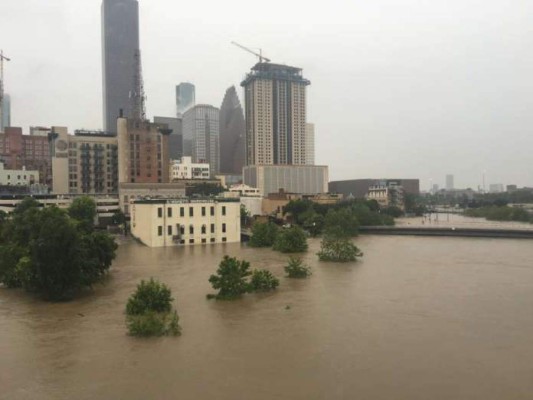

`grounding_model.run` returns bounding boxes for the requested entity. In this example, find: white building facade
[131,198,241,247]
[0,163,39,186]
[170,157,210,180]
